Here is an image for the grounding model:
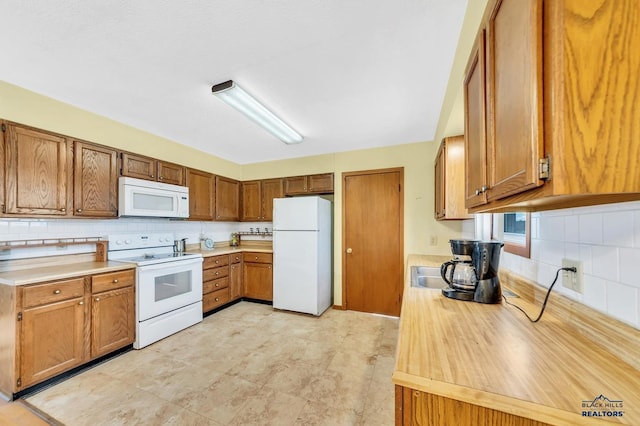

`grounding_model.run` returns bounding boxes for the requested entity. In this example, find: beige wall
[0,81,241,179]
